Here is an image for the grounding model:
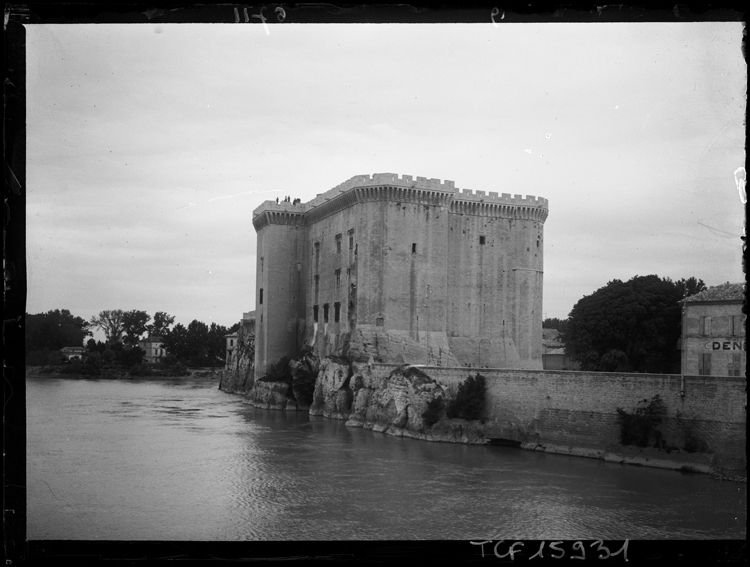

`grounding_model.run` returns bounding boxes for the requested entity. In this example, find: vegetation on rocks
[446,374,486,421]
[676,411,710,454]
[422,396,444,427]
[616,394,667,448]
[258,350,320,407]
